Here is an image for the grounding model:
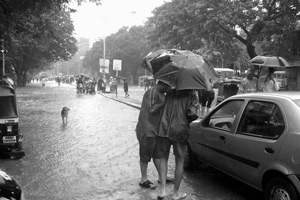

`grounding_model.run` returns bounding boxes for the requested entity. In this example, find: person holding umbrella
[135,81,172,189]
[238,69,258,94]
[156,88,198,200]
[258,67,279,92]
